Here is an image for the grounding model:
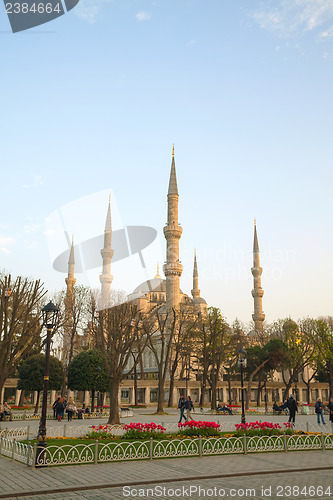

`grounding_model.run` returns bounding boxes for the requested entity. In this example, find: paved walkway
[0,450,333,499]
